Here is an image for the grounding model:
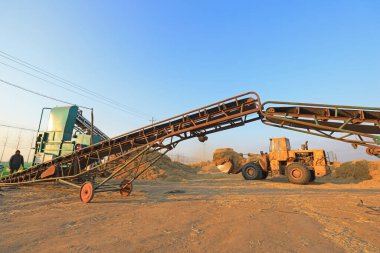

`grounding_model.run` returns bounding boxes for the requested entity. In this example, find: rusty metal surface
[120,179,133,196]
[1,91,379,193]
[260,101,380,156]
[0,92,261,186]
[40,165,56,179]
